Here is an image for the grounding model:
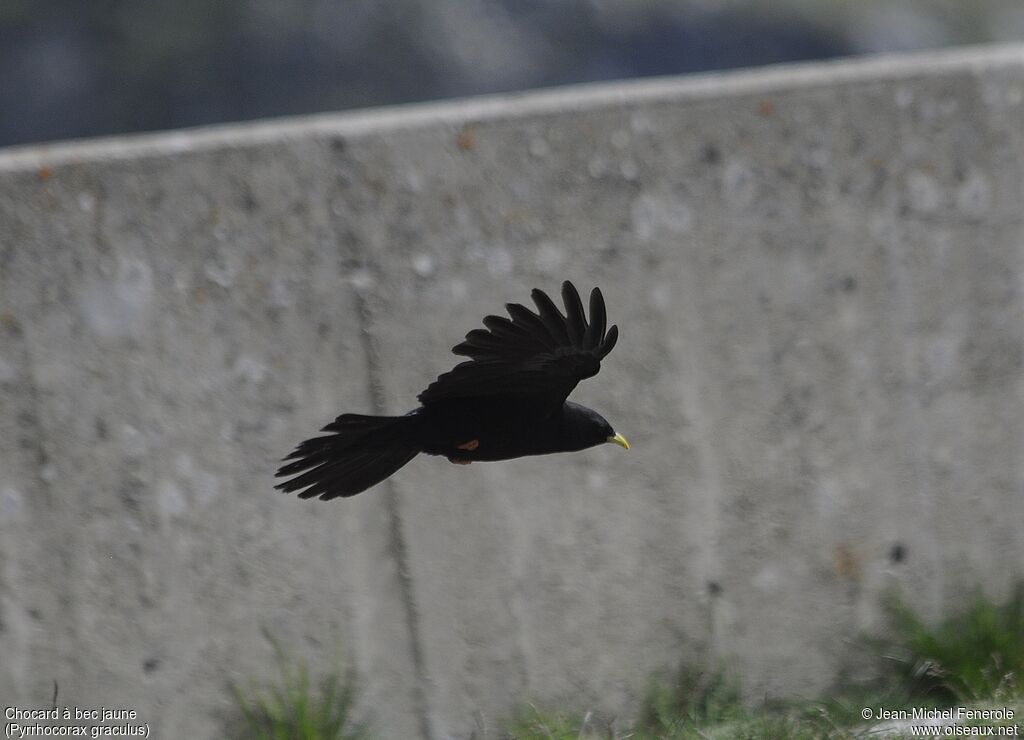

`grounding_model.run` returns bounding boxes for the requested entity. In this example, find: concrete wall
[1,44,1023,739]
